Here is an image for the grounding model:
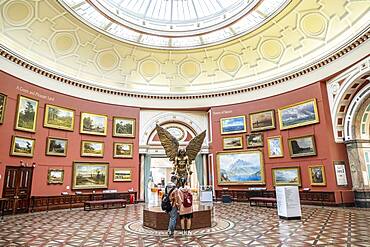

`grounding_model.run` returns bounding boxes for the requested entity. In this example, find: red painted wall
[0,71,140,196]
[210,82,353,203]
